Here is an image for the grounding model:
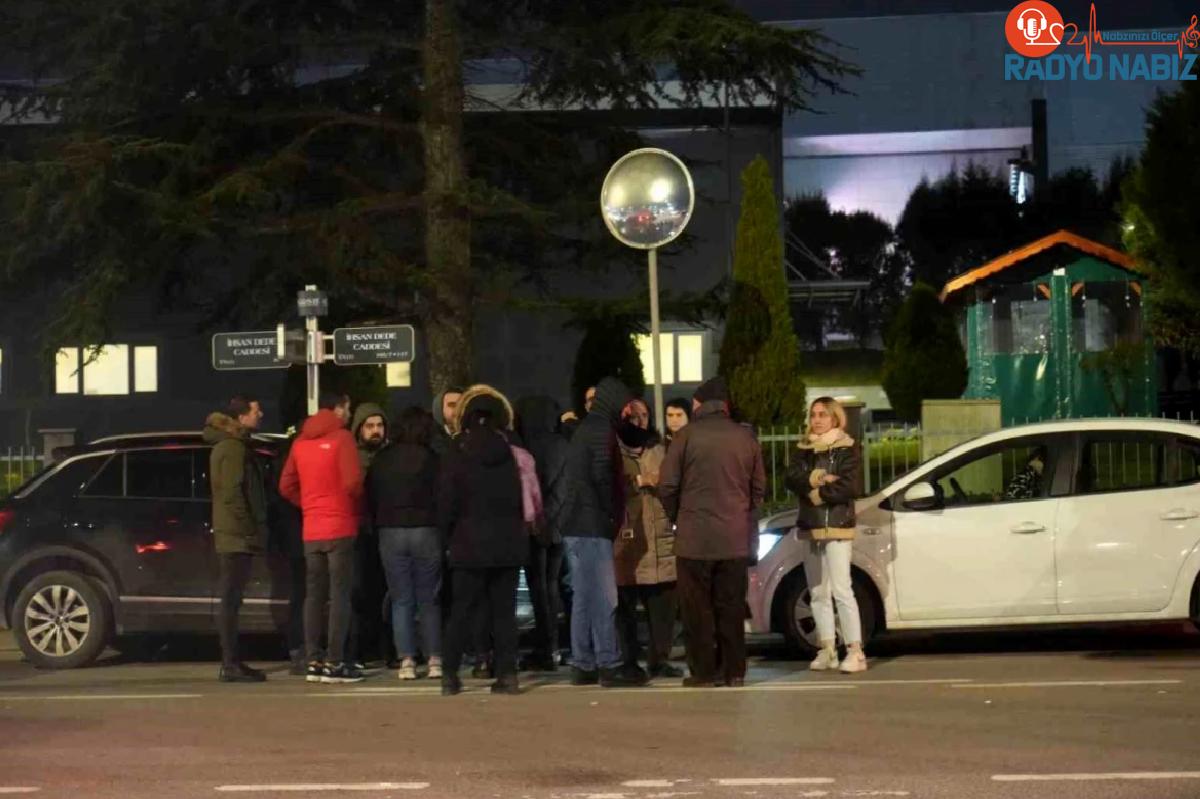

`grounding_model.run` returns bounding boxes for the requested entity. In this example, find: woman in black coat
[438,392,529,695]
